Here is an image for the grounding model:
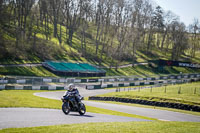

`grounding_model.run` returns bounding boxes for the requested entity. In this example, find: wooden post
[194,88,196,94]
[178,87,181,94]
